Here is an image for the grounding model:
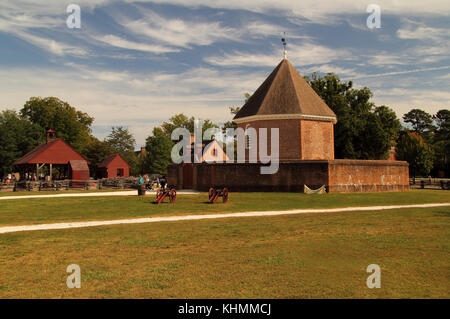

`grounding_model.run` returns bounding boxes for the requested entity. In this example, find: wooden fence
[0,177,139,192]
